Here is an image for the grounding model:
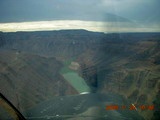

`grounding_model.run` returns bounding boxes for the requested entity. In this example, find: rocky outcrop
[0,30,160,119]
[0,51,77,112]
